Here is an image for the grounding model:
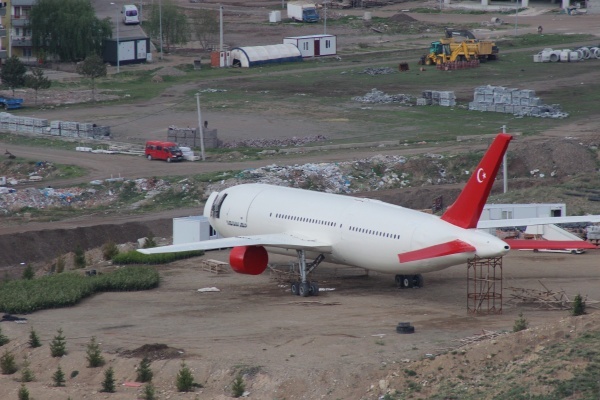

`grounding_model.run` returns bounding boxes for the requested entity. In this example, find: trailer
[0,97,23,110]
